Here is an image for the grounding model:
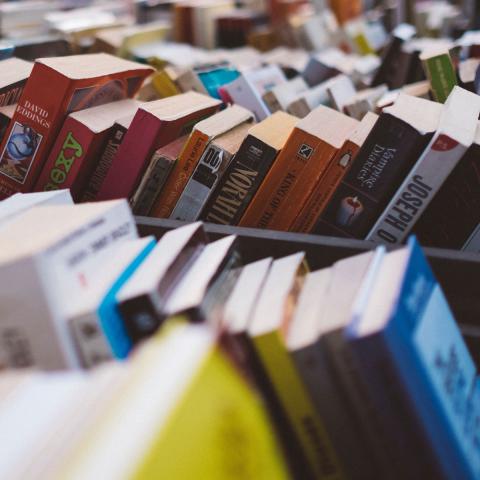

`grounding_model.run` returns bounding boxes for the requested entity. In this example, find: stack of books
[0,193,478,479]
